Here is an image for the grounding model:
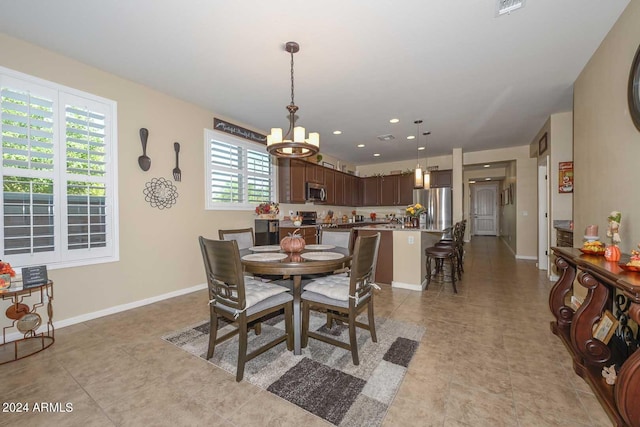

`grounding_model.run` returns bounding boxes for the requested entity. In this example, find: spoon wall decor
[138,128,151,171]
